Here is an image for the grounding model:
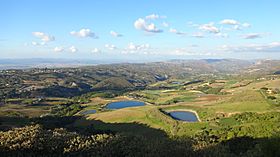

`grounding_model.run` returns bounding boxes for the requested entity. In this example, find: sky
[1,0,280,61]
